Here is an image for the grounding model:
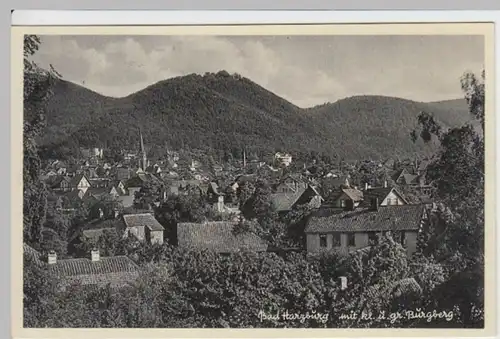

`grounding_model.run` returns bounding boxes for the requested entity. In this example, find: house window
[387,198,397,206]
[332,233,341,247]
[368,232,378,244]
[348,233,356,247]
[319,234,327,248]
[340,200,346,208]
[400,232,407,246]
